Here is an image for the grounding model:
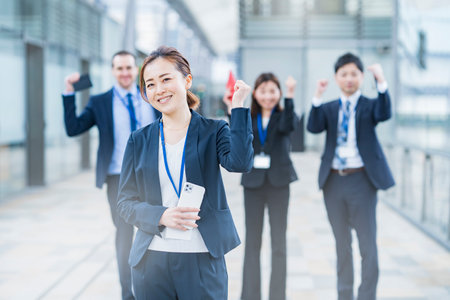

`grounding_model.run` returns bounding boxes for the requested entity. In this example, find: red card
[226,71,236,101]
